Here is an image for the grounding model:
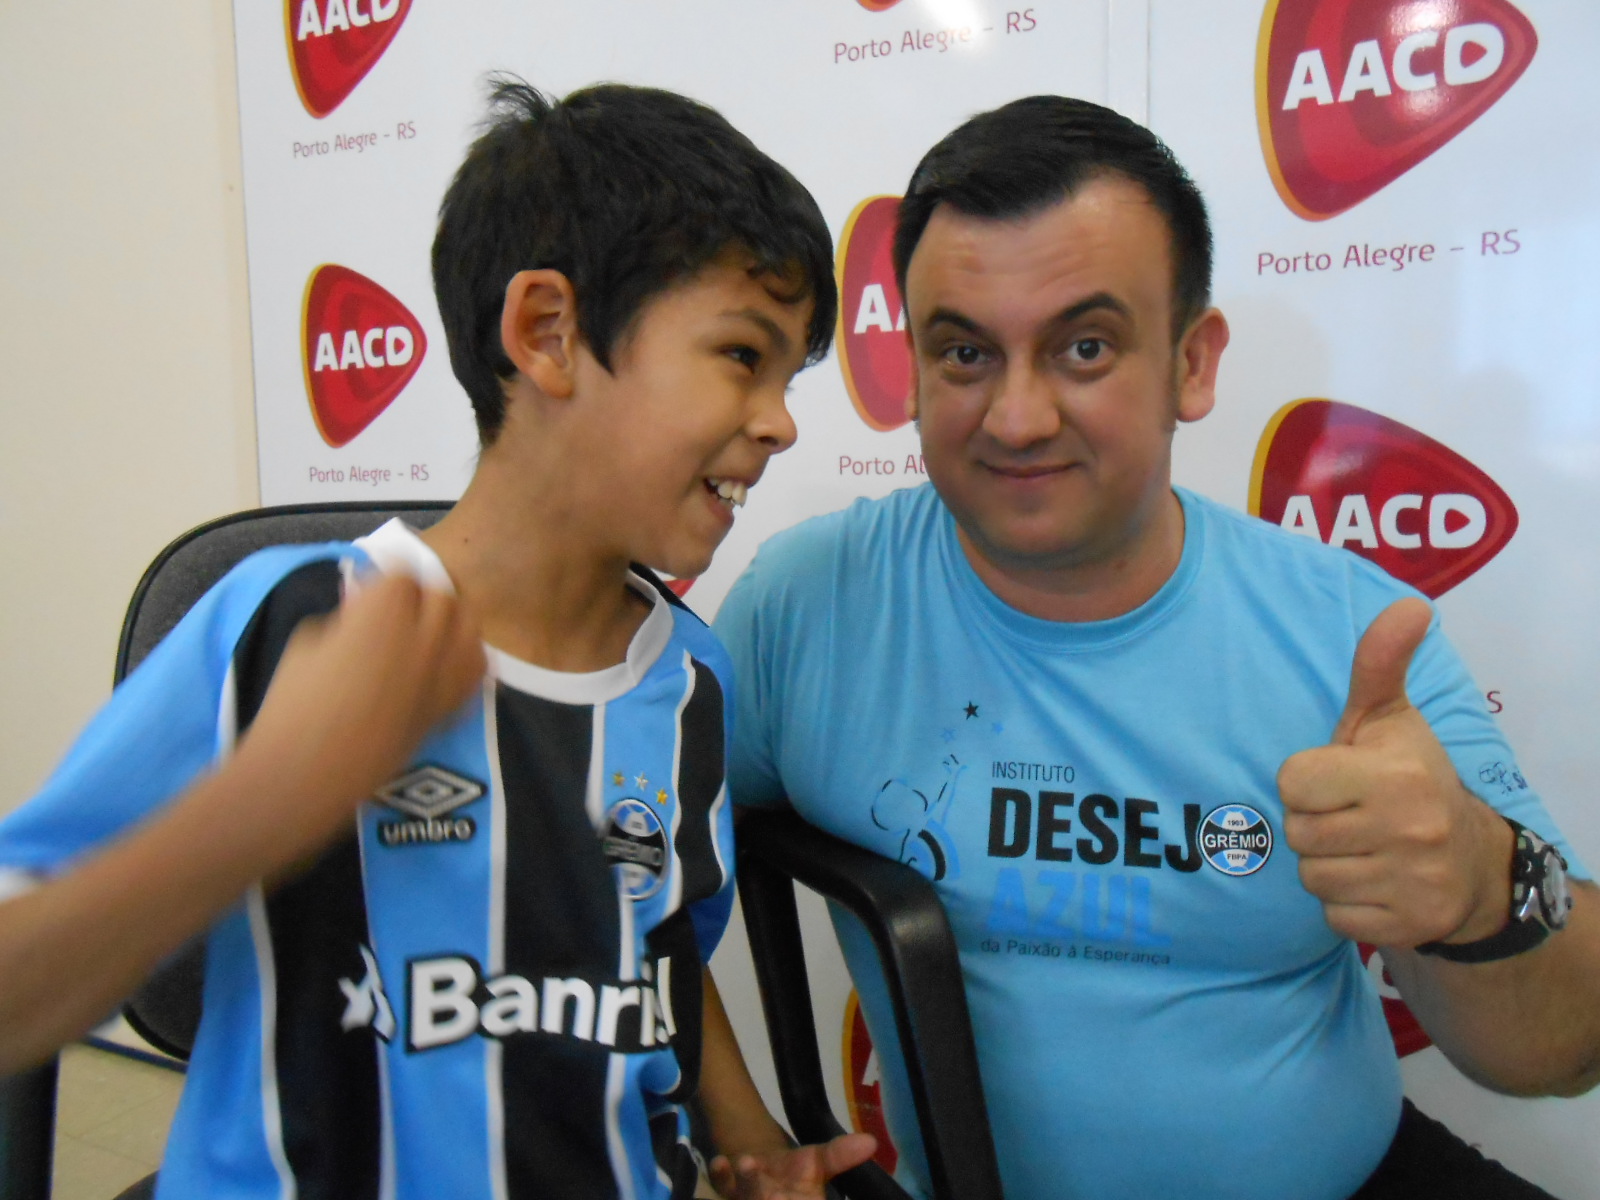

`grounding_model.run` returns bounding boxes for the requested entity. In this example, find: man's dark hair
[893,96,1213,339]
[433,78,838,443]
